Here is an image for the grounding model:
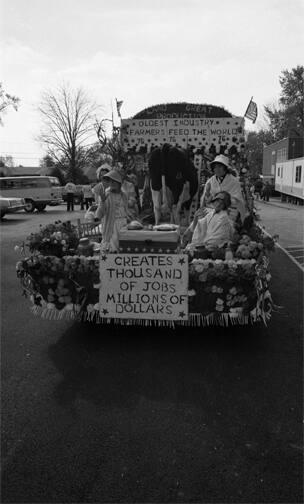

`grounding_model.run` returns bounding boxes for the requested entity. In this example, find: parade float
[16,103,275,327]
